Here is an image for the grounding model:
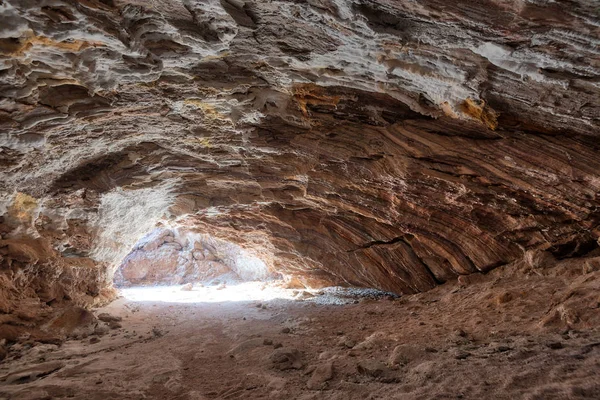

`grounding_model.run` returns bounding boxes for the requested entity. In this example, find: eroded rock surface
[0,0,599,315]
[1,258,599,399]
[113,227,271,286]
